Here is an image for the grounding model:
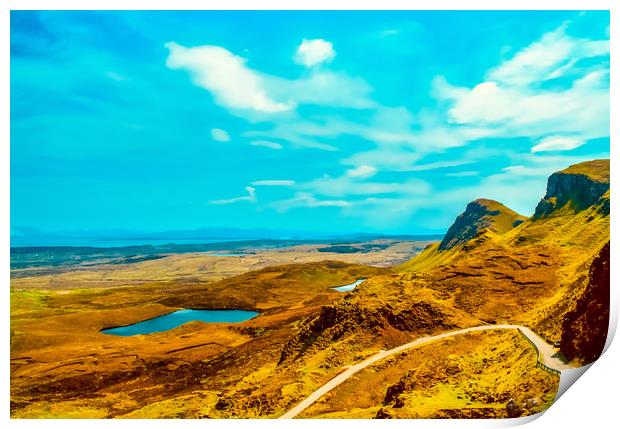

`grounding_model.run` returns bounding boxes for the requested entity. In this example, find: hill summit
[439,199,526,250]
[534,159,610,218]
